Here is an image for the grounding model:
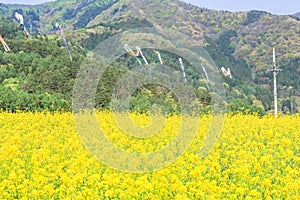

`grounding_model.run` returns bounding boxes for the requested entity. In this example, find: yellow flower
[0,112,299,198]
